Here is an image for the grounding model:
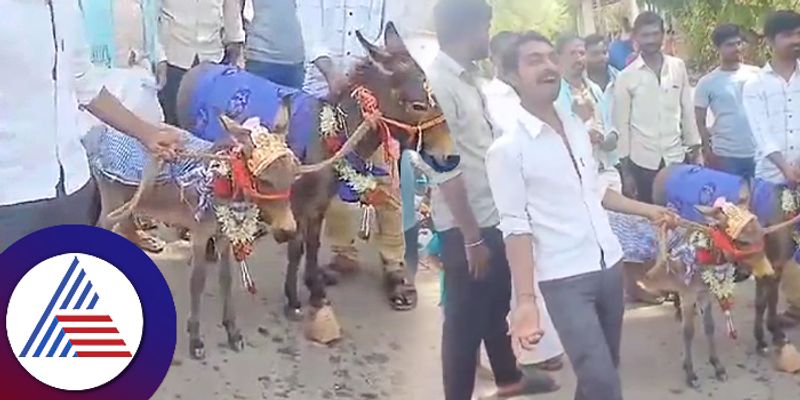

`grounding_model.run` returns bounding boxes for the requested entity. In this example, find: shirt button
[346,51,351,56]
[348,31,352,36]
[349,11,354,16]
